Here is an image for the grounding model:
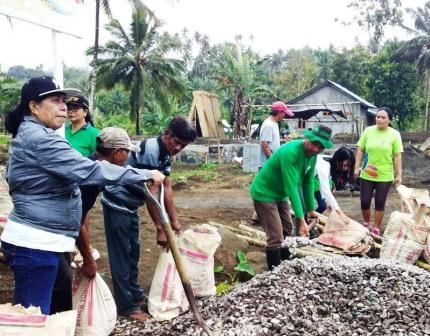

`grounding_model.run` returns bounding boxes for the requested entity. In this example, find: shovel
[142,182,213,336]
